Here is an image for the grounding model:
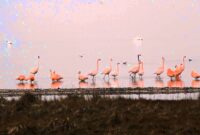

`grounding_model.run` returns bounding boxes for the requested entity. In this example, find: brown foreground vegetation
[0,93,199,135]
